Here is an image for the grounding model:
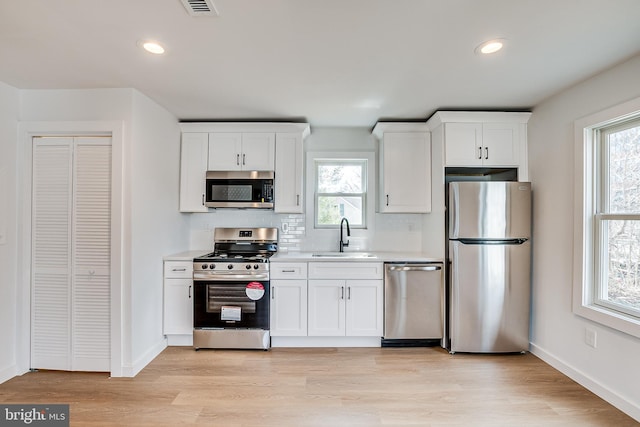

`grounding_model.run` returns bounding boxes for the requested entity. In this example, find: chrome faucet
[339,217,350,252]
